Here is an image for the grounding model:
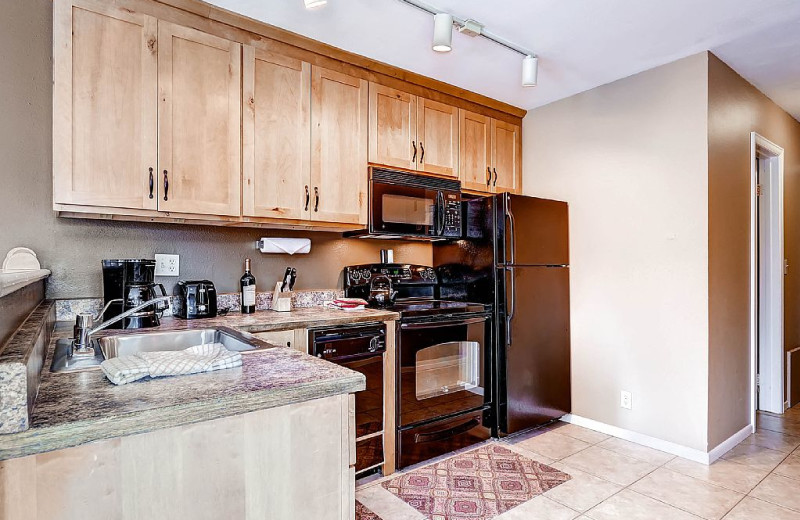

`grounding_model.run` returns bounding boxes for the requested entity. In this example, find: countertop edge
[0,372,365,461]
